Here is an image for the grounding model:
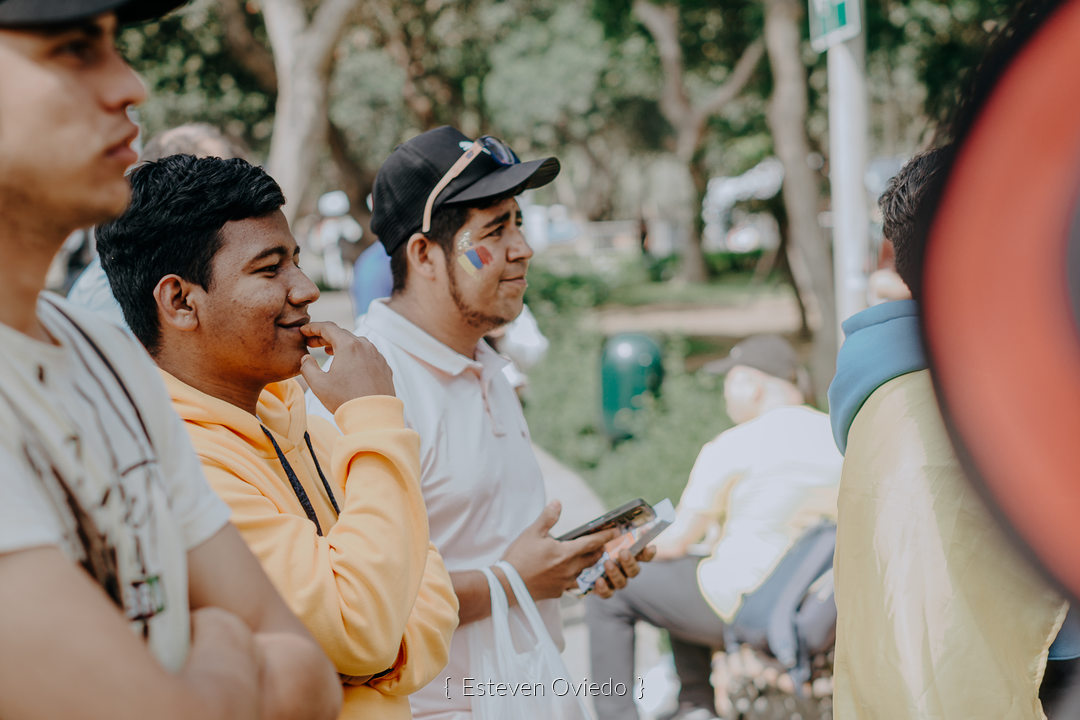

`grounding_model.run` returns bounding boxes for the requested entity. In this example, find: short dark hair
[96,154,285,353]
[879,146,950,300]
[388,190,519,293]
